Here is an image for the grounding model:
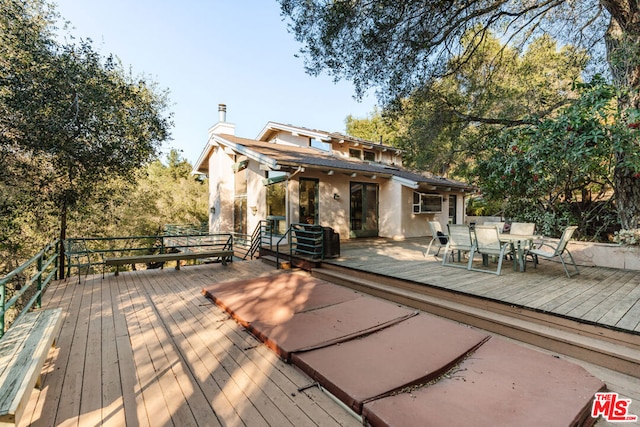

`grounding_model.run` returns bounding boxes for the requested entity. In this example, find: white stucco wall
[207,146,235,233]
[207,146,466,241]
[246,161,266,234]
